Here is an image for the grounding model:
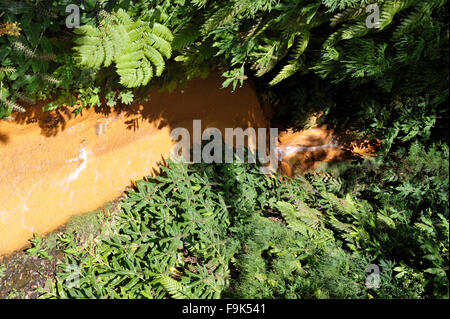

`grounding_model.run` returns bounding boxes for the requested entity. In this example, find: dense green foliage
[73,9,173,88]
[1,0,448,117]
[1,0,448,299]
[35,140,447,298]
